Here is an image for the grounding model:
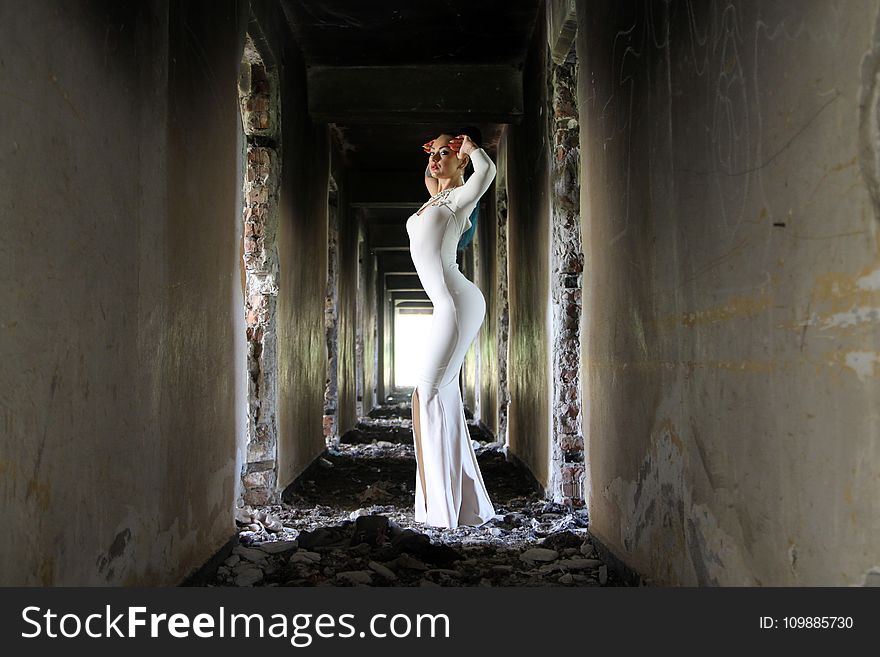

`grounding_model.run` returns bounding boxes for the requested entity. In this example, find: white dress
[405,147,497,528]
